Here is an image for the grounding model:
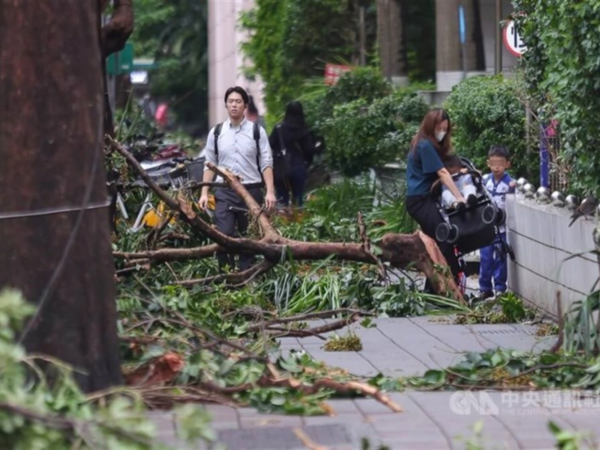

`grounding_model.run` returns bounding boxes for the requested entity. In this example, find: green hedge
[514,0,600,196]
[304,67,392,133]
[322,90,429,176]
[444,75,537,183]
